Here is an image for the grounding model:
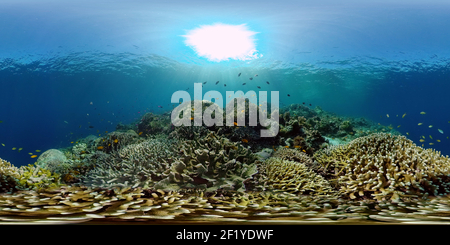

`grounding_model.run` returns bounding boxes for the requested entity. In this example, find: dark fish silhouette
[287,94,290,97]
[203,81,207,84]
[257,86,261,89]
[238,73,241,77]
[309,104,312,106]
[249,77,253,80]
[266,81,270,84]
[242,83,246,85]
[215,81,219,85]
[224,84,226,87]
[255,74,258,77]
[89,126,94,128]
[303,102,305,104]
